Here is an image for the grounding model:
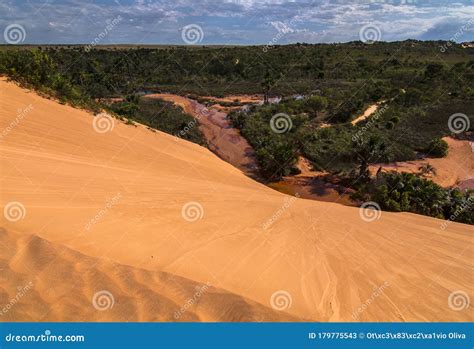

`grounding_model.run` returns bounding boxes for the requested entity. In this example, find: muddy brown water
[145,94,260,179]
